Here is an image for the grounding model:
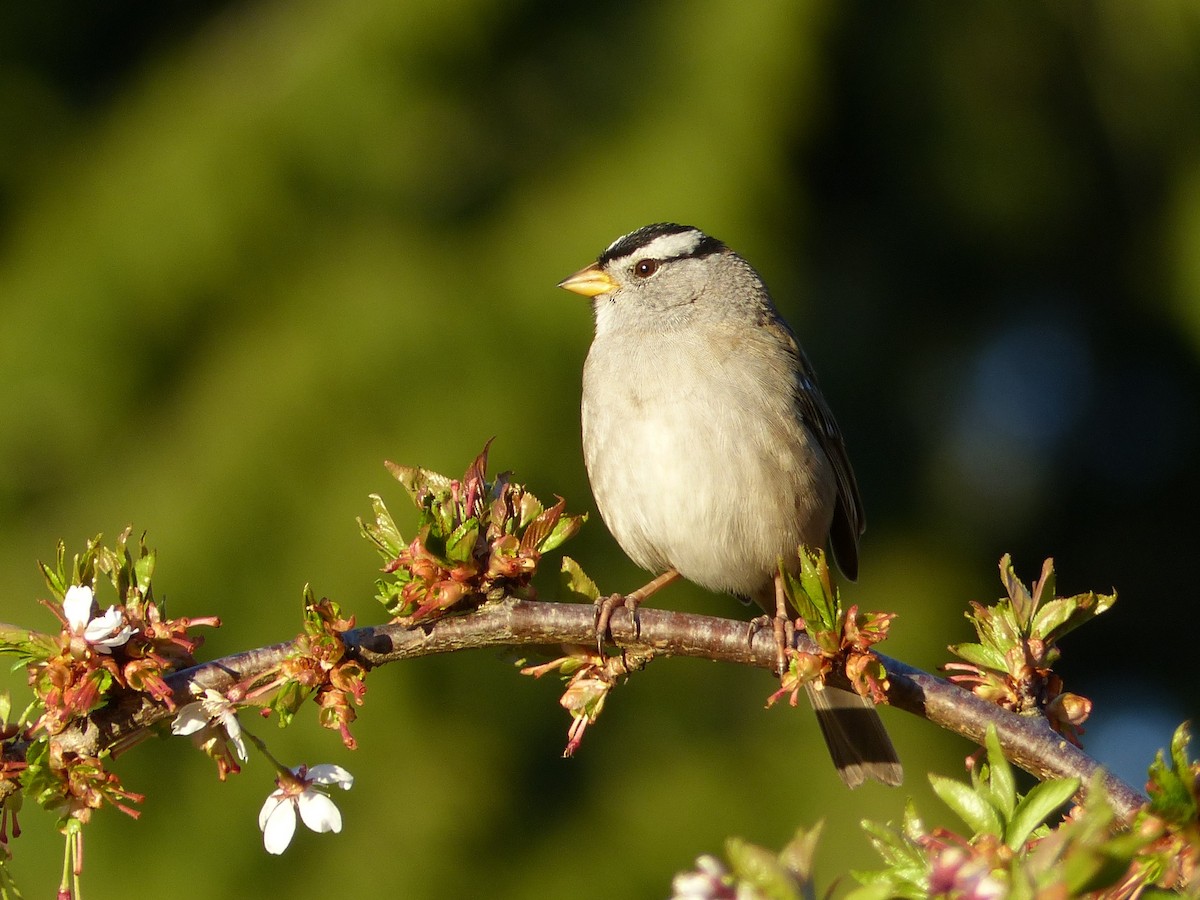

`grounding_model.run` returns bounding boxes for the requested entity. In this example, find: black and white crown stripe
[598,223,726,268]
